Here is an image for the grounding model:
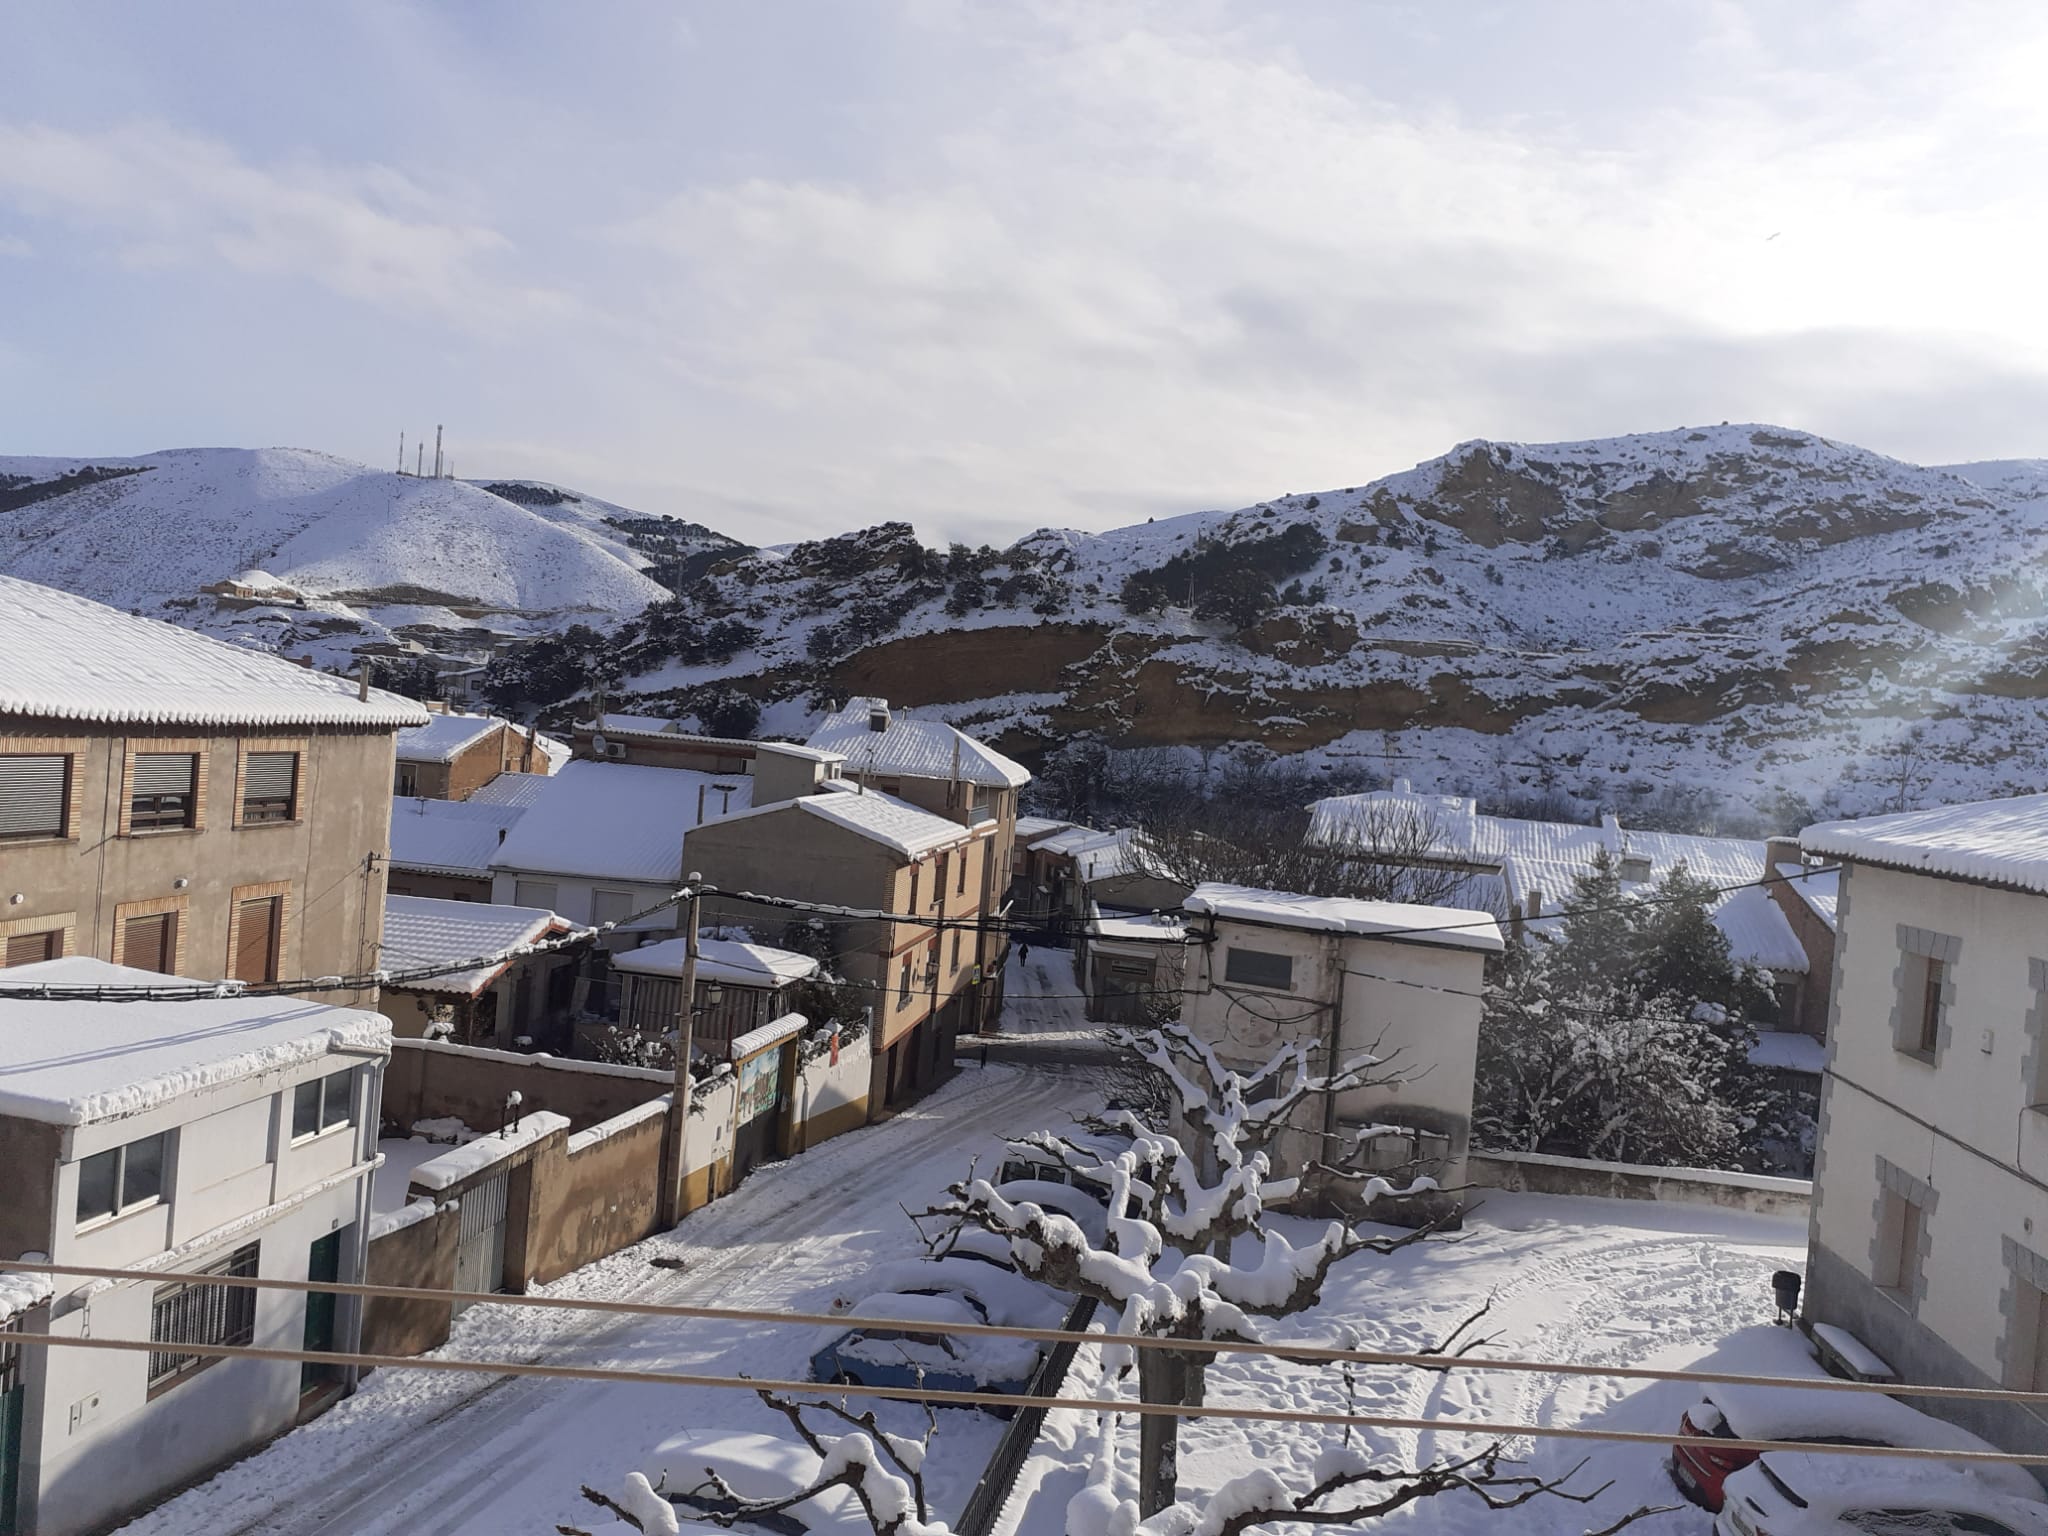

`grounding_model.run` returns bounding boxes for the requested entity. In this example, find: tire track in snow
[136,1066,1079,1536]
